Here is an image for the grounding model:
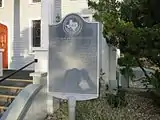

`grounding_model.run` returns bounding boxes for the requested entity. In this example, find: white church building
[0,0,118,90]
[0,0,93,70]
